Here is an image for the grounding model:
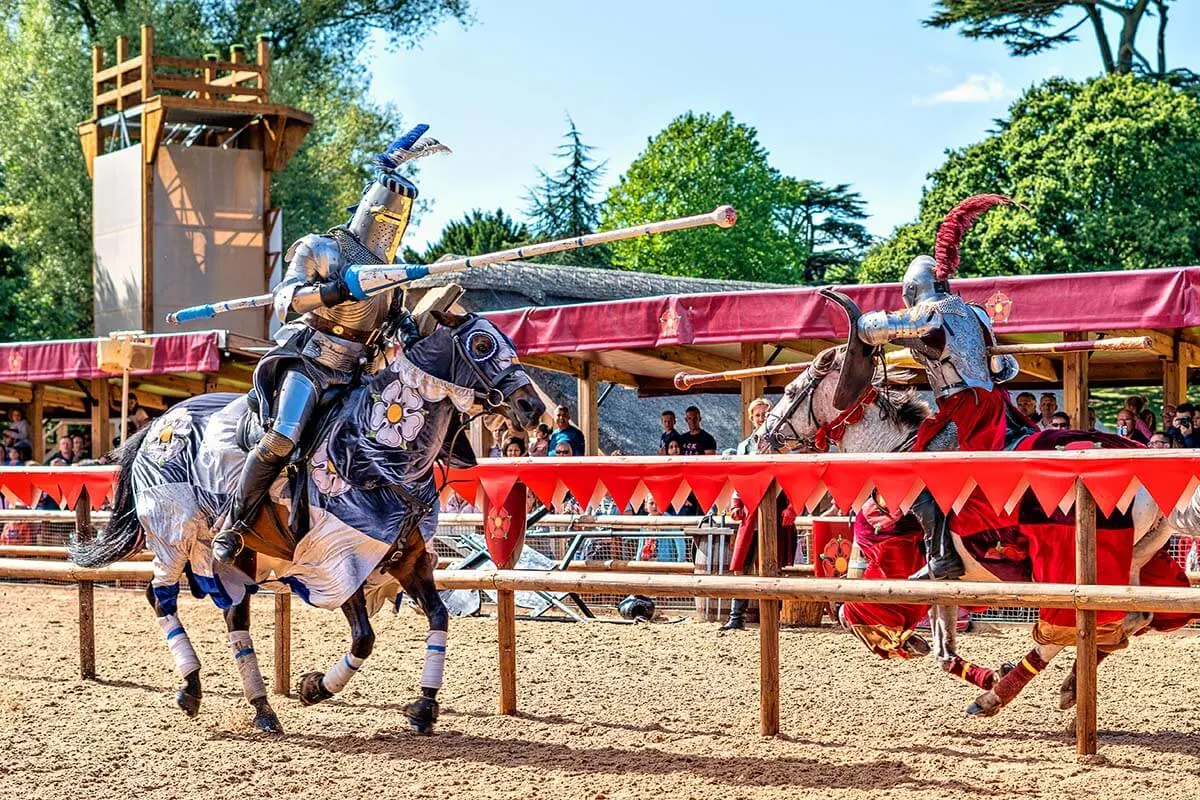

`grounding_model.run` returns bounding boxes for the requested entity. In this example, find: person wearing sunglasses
[1048,412,1071,430]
